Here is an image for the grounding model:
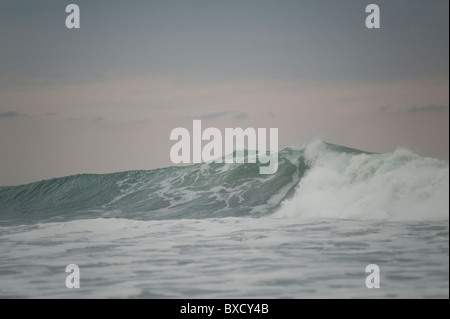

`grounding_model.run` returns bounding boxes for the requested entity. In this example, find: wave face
[0,140,448,225]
